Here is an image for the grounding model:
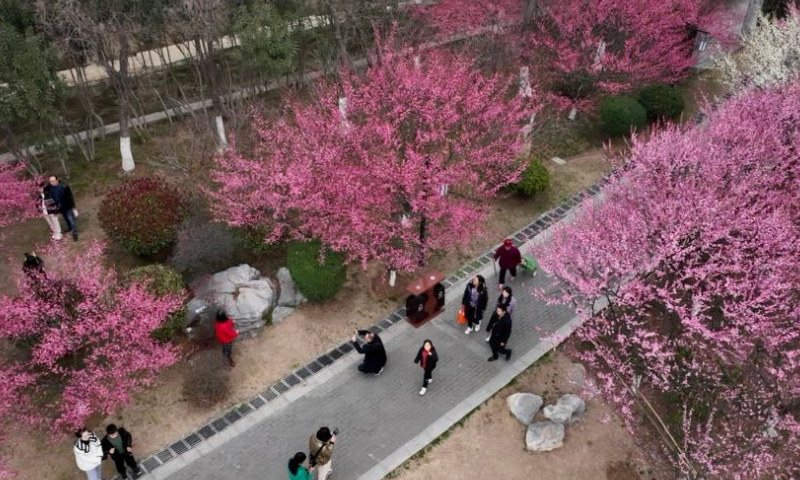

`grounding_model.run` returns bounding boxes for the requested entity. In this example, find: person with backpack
[493,238,522,290]
[101,424,142,479]
[287,452,314,480]
[214,310,239,367]
[308,427,337,480]
[414,340,439,396]
[487,304,513,362]
[486,286,517,342]
[39,181,62,240]
[460,275,488,335]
